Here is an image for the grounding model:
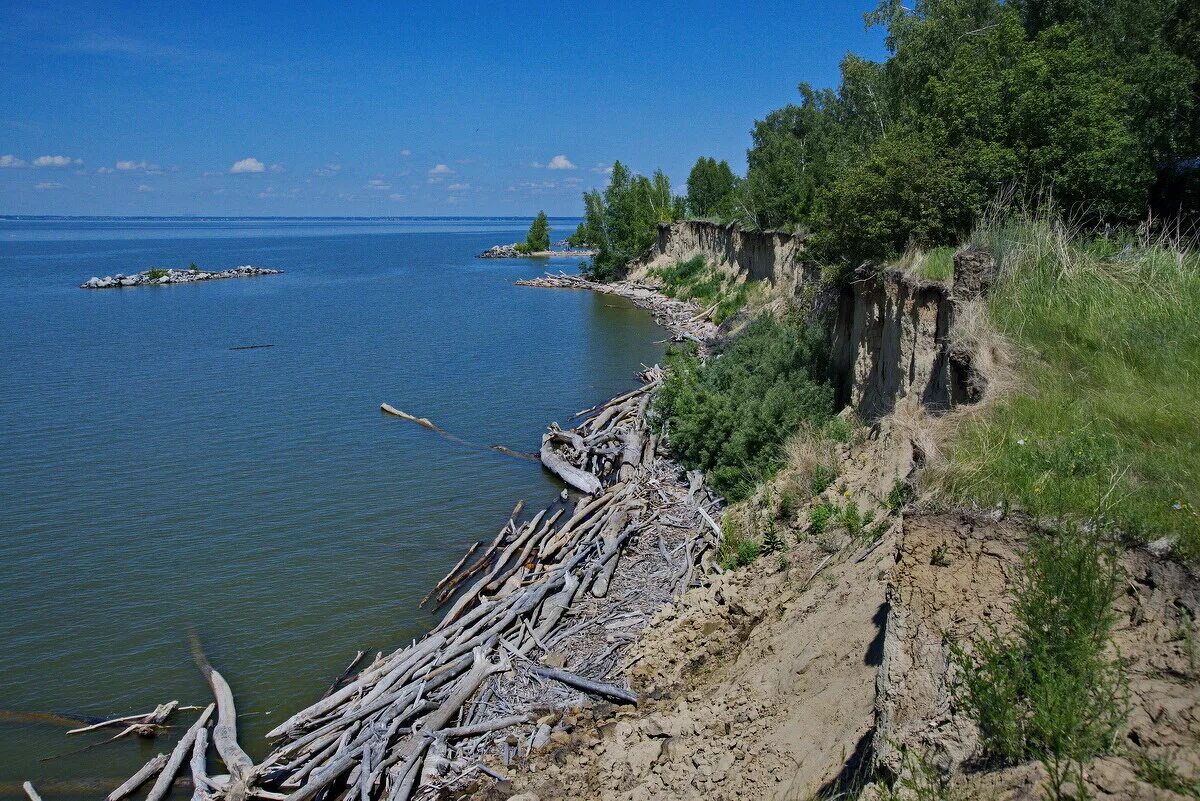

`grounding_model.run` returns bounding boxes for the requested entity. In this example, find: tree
[685,157,738,218]
[525,211,551,252]
[571,161,684,281]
